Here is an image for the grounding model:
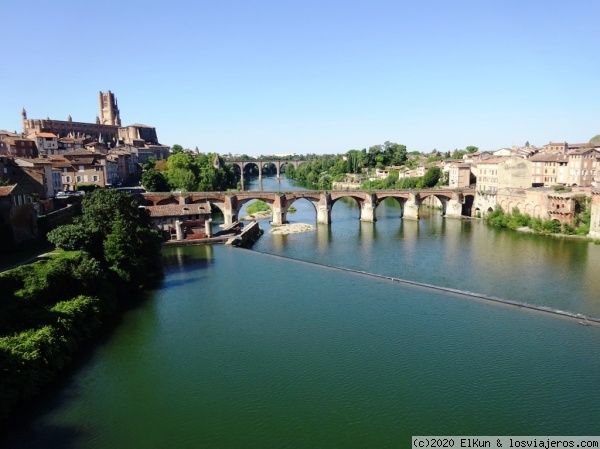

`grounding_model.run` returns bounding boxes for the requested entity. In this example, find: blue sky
[2,0,599,156]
